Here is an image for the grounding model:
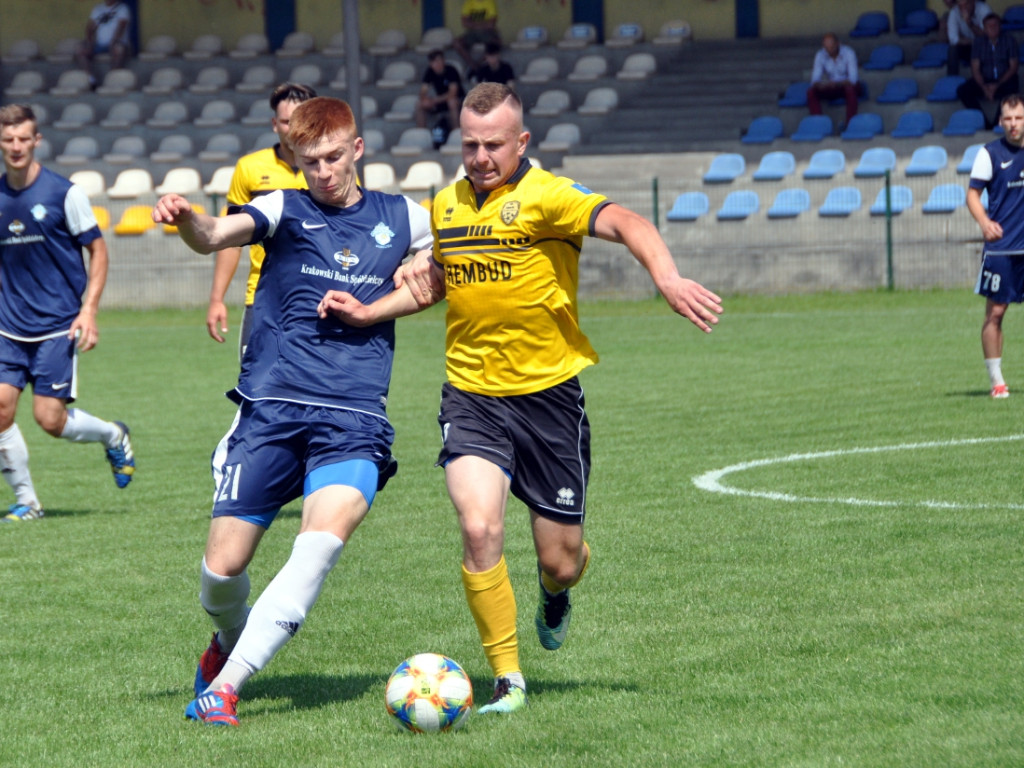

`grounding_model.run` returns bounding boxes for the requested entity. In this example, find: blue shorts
[436,378,591,524]
[975,253,1024,304]
[211,398,396,529]
[0,333,77,400]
